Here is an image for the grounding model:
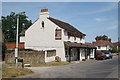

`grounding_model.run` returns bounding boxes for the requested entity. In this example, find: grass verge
[2,64,34,78]
[30,61,71,67]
